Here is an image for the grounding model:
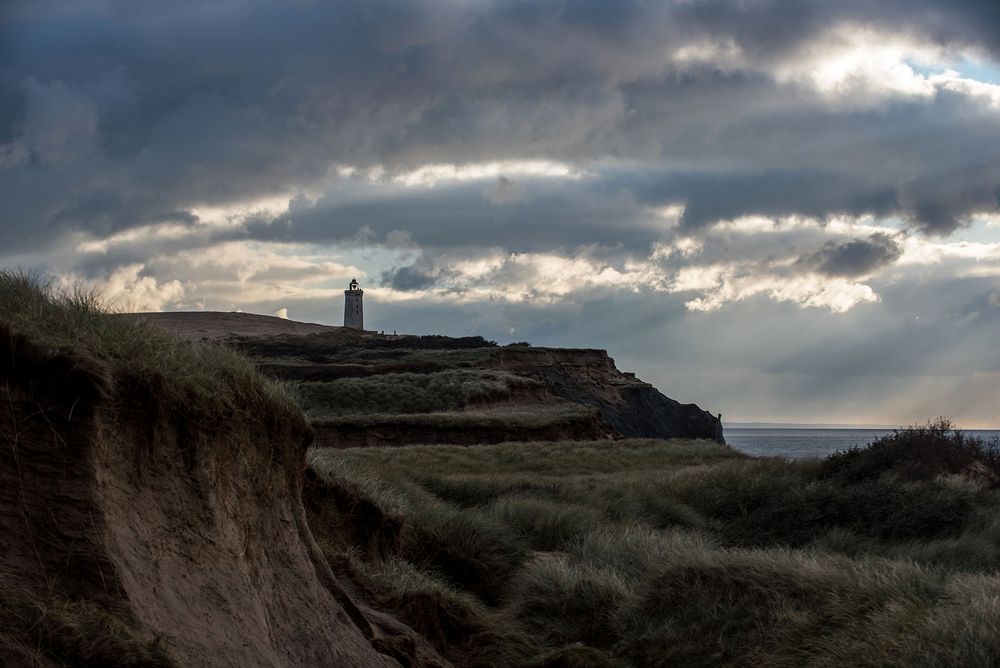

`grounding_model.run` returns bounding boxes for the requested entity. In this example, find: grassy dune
[297,370,543,417]
[0,272,300,426]
[0,272,302,666]
[308,430,1000,666]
